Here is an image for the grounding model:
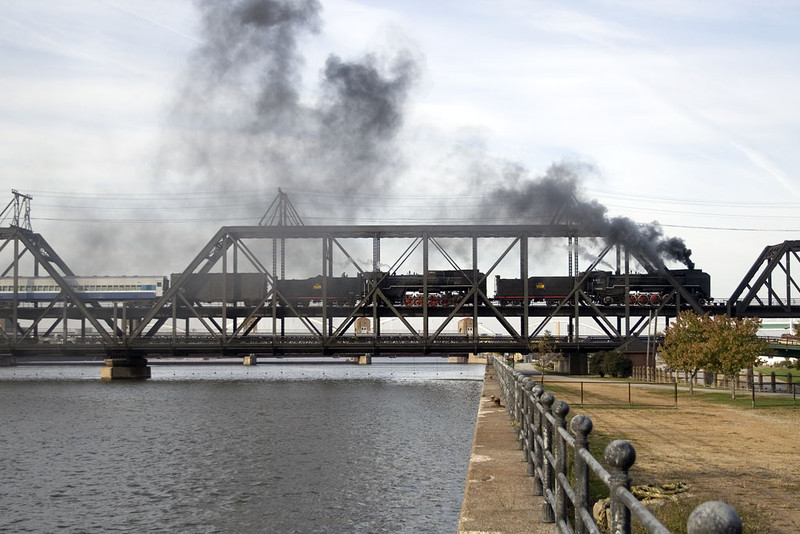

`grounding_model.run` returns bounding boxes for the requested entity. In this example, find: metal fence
[492,356,743,534]
[532,379,679,408]
[632,365,799,405]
